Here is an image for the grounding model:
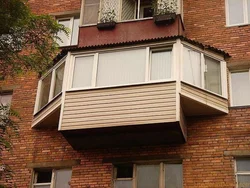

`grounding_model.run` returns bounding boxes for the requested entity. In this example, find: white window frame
[80,0,182,26]
[34,58,66,114]
[57,16,79,46]
[235,158,250,188]
[113,162,183,188]
[32,168,71,188]
[68,46,174,91]
[225,0,250,27]
[229,69,250,107]
[181,43,227,98]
